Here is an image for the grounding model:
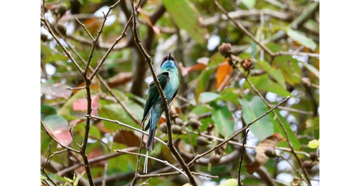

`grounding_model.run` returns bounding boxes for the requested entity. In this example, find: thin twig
[89,14,133,81]
[67,86,86,91]
[278,154,306,183]
[129,0,197,184]
[75,18,94,40]
[138,171,218,179]
[187,96,290,166]
[131,119,145,185]
[115,149,188,179]
[237,130,249,186]
[87,115,167,146]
